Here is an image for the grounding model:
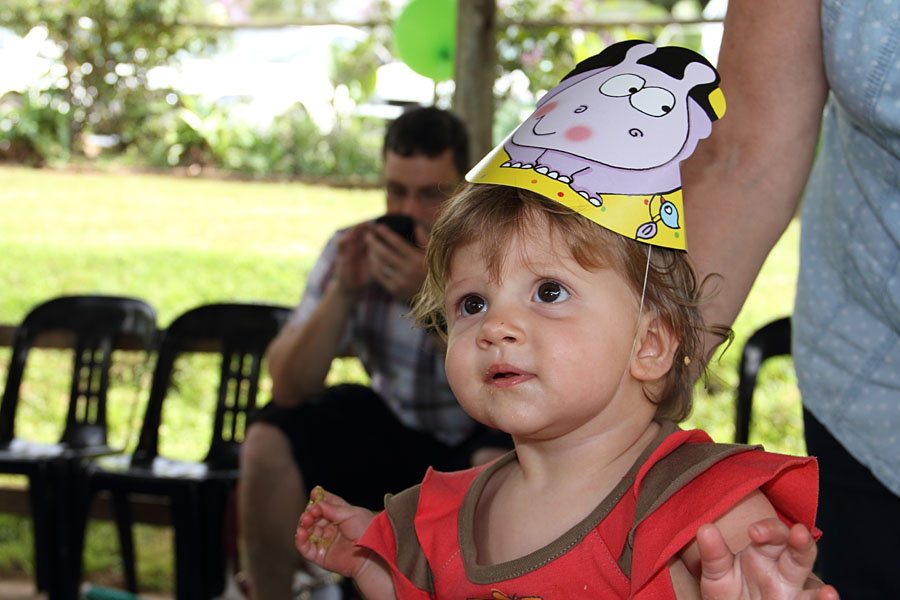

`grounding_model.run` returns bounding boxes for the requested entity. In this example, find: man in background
[239,106,510,599]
